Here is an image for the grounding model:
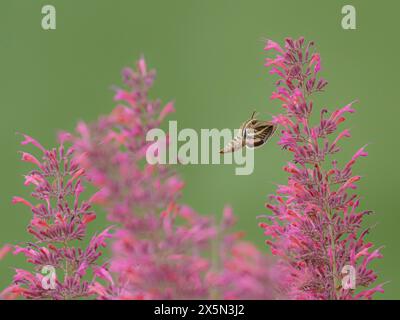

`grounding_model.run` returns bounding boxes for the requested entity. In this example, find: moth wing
[239,120,248,136]
[245,121,277,149]
[220,134,245,154]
